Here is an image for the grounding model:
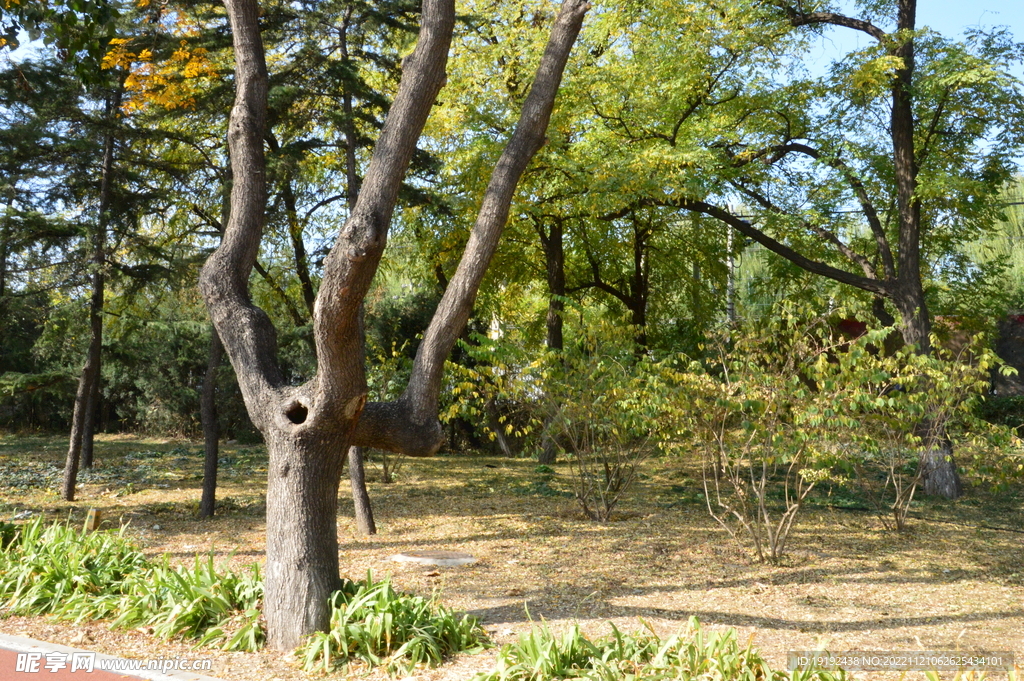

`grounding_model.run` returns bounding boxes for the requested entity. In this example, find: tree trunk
[542,218,565,353]
[0,202,9,335]
[920,437,962,498]
[337,15,375,536]
[61,339,100,501]
[200,329,224,518]
[264,426,349,649]
[80,370,100,469]
[347,446,376,535]
[538,217,564,466]
[205,0,587,650]
[892,285,962,498]
[62,88,119,500]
